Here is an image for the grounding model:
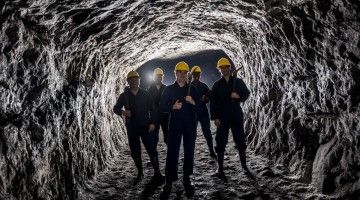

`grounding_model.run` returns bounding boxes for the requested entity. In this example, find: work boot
[133,171,143,186]
[183,175,195,197]
[133,157,143,186]
[151,172,165,186]
[150,154,162,176]
[215,169,227,182]
[239,150,248,169]
[244,169,256,180]
[210,150,217,159]
[215,153,227,182]
[160,181,172,199]
[207,139,217,159]
[239,150,255,180]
